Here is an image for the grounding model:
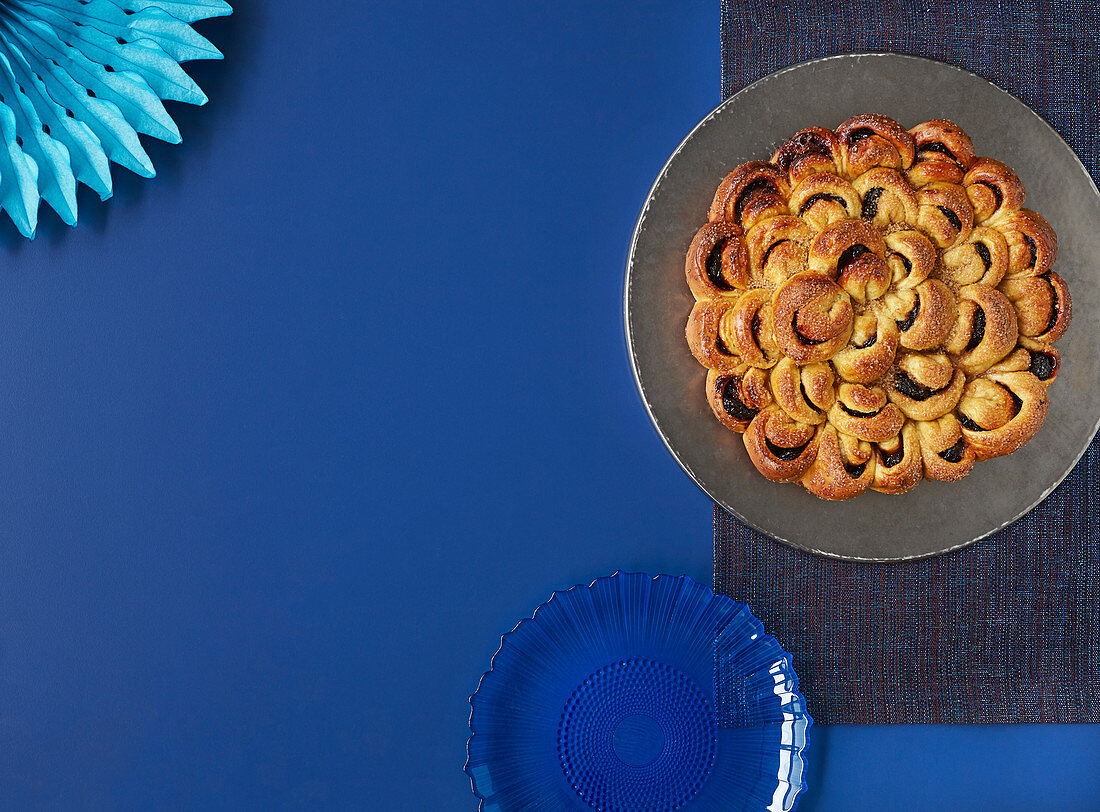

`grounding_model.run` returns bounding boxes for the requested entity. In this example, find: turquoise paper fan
[0,0,231,237]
